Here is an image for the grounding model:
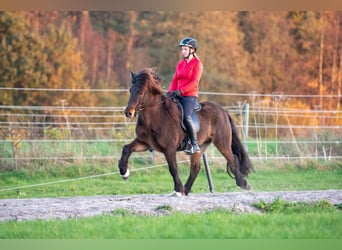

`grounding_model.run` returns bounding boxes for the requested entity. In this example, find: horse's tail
[227,112,254,177]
